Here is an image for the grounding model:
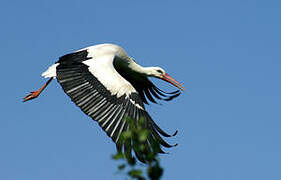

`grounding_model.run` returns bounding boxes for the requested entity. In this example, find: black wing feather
[55,51,176,162]
[113,59,181,105]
